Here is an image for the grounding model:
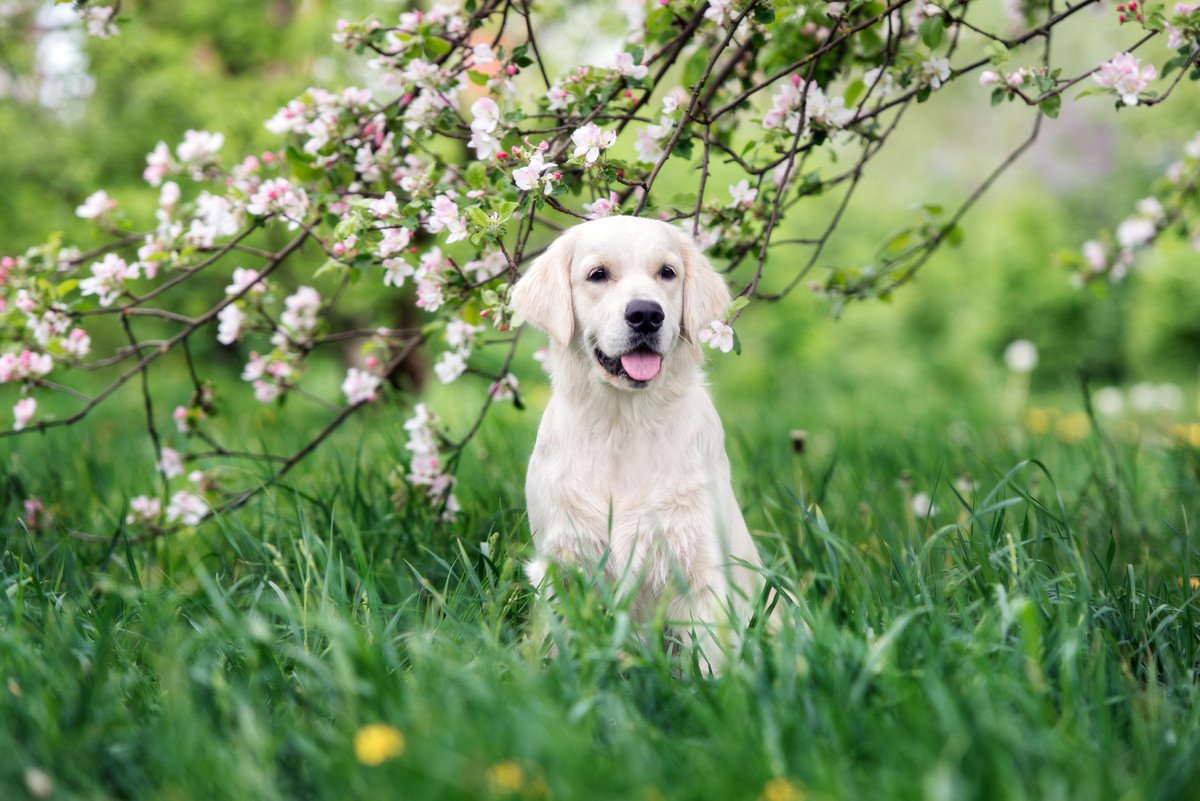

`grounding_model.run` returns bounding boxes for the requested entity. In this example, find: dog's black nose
[625,300,664,334]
